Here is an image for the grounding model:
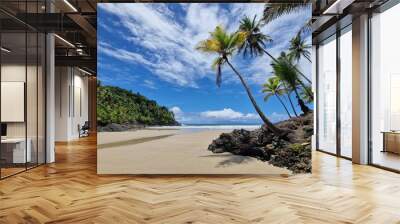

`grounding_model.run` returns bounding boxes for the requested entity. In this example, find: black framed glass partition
[369,2,400,171]
[0,1,46,179]
[316,22,353,159]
